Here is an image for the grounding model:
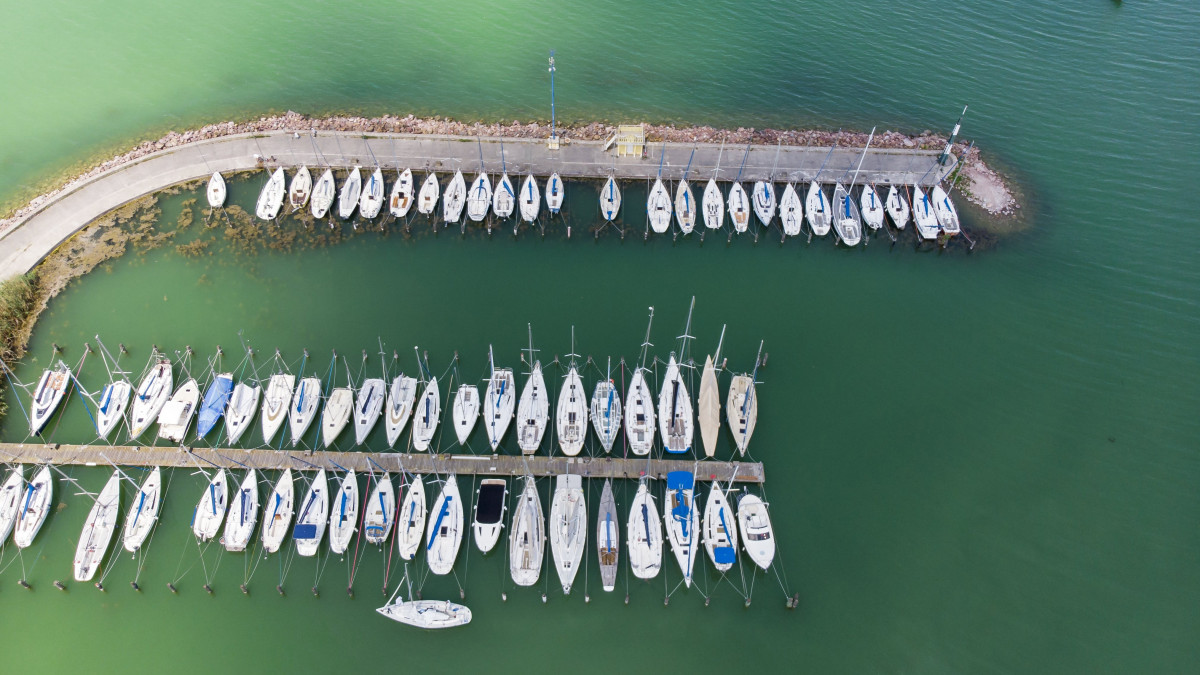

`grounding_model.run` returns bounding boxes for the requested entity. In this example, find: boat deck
[0,442,765,483]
